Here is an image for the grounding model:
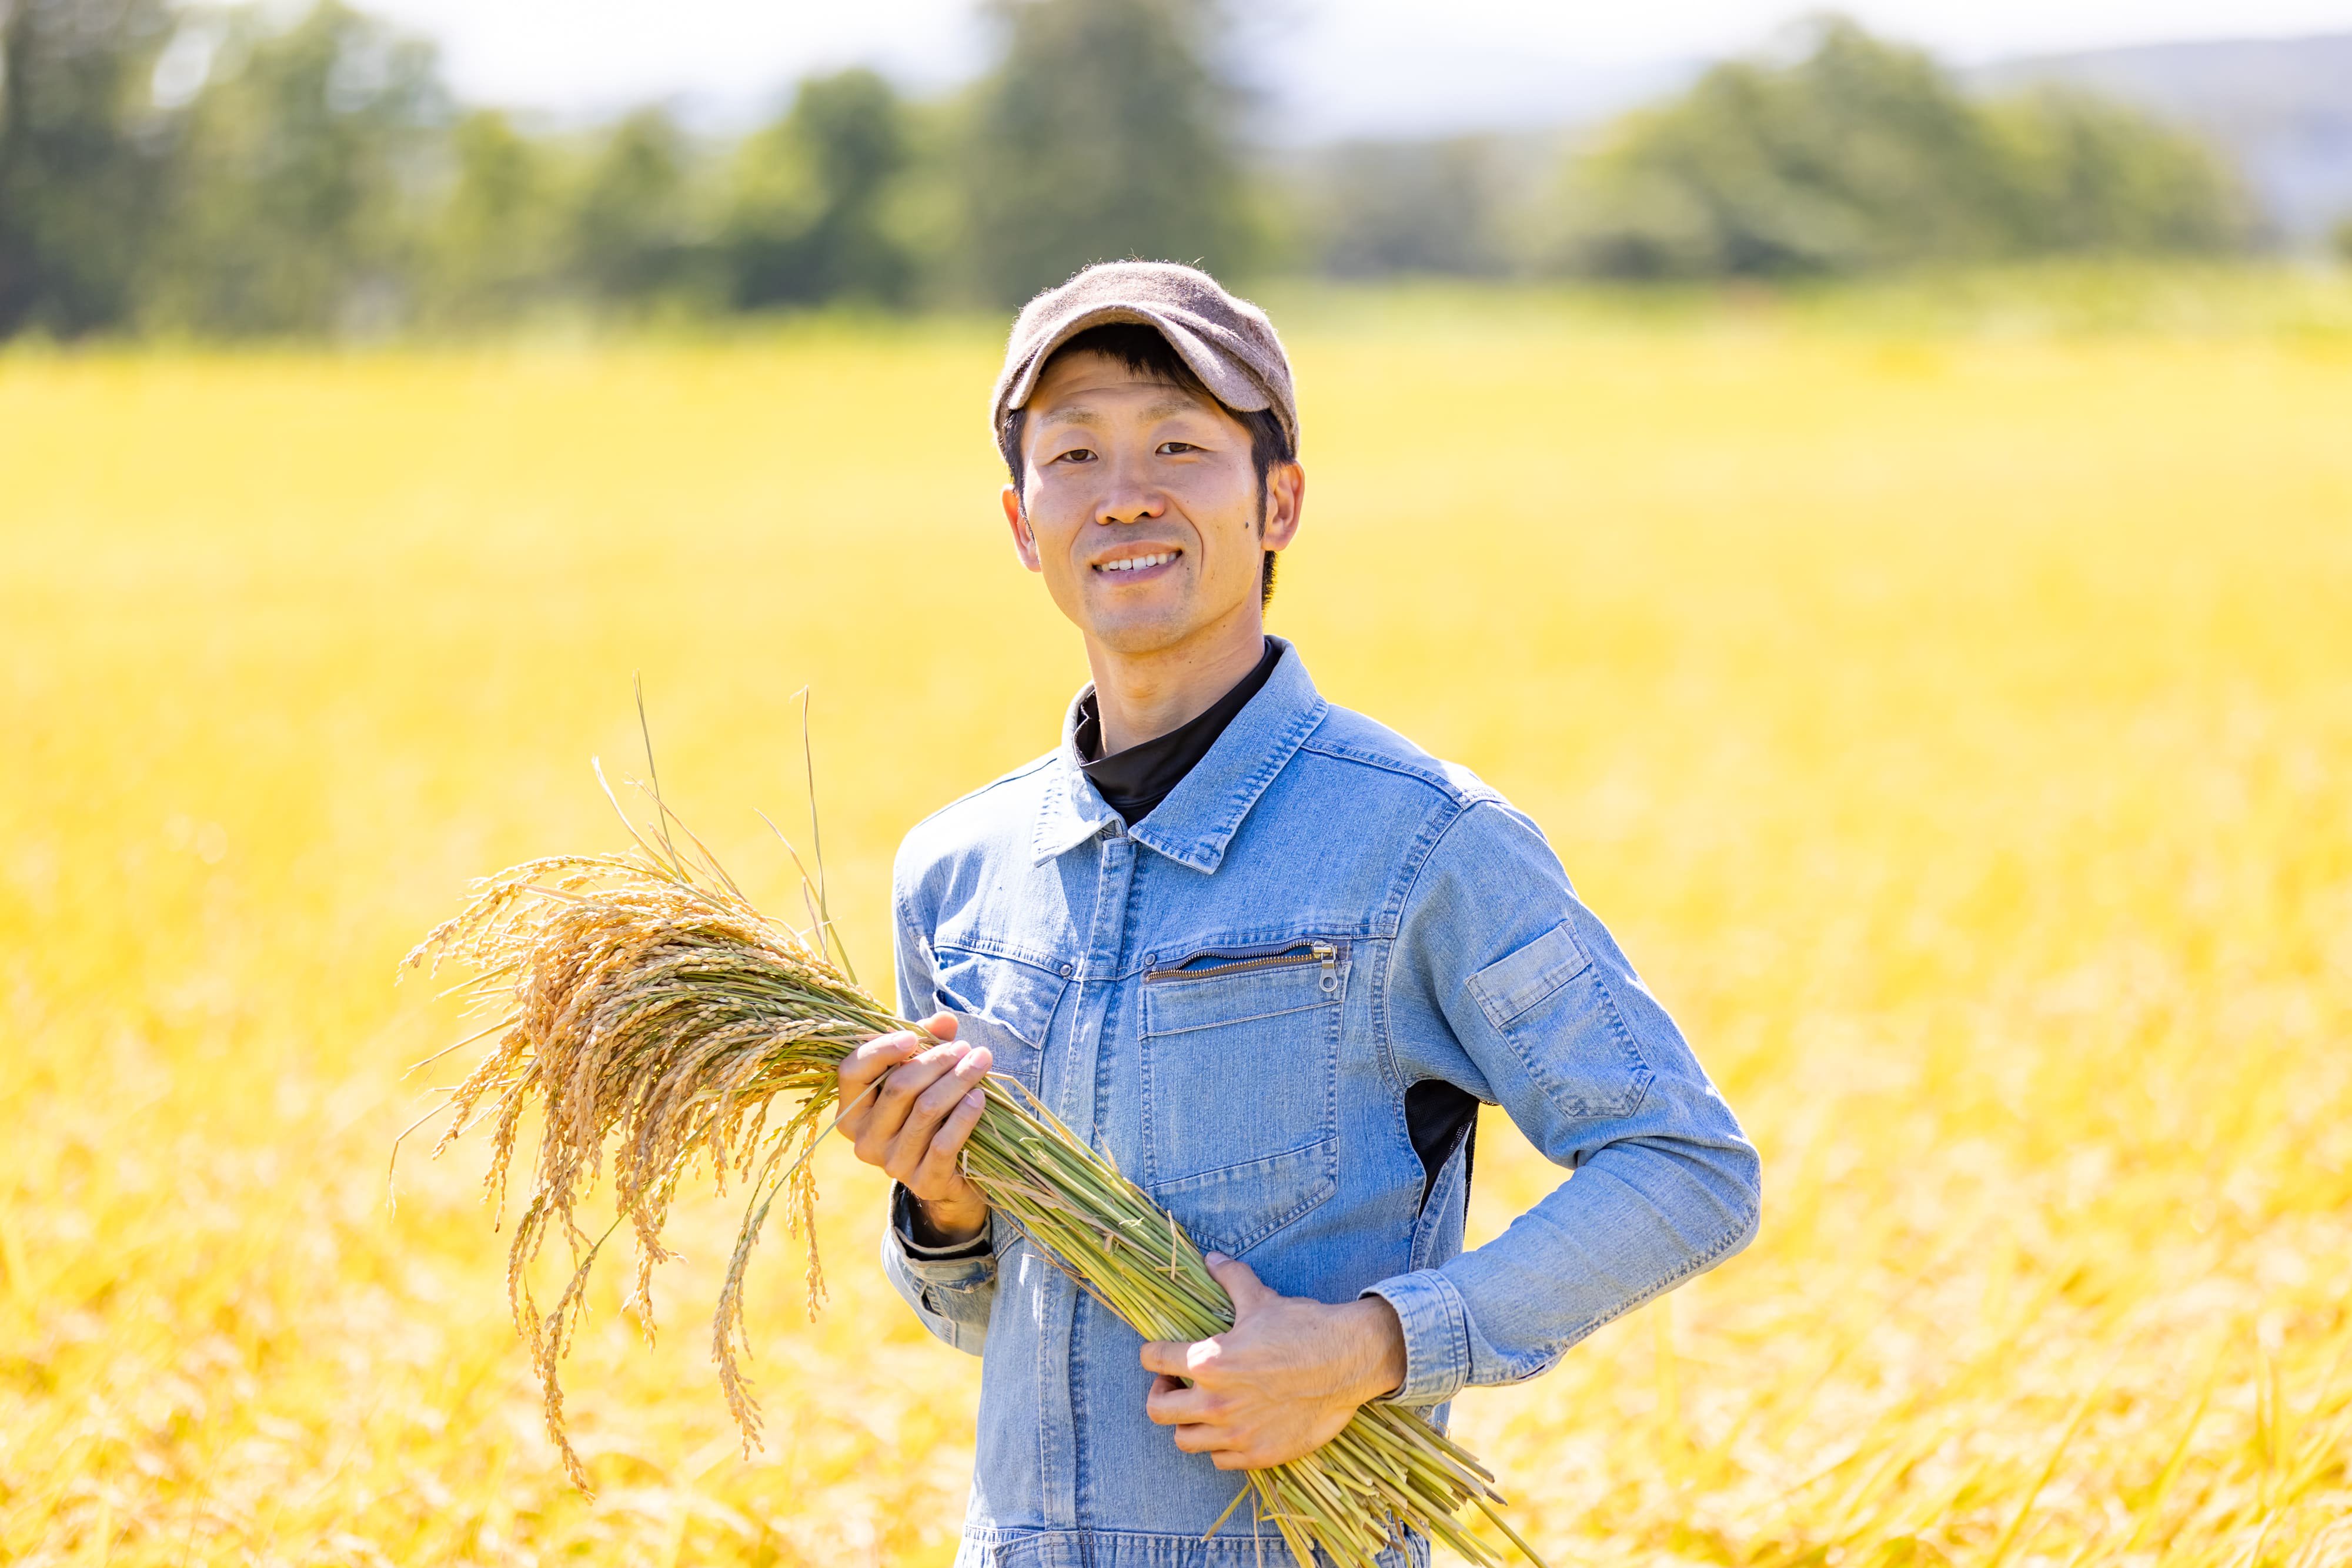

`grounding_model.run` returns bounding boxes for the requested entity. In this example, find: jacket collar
[1030,637,1327,873]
